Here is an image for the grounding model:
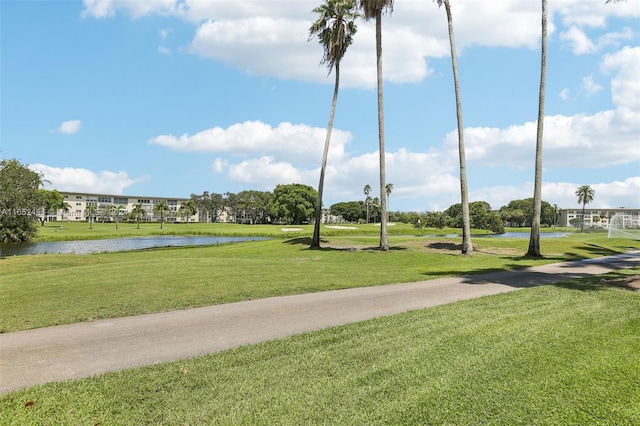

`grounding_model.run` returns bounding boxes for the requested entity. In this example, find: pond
[0,236,270,257]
